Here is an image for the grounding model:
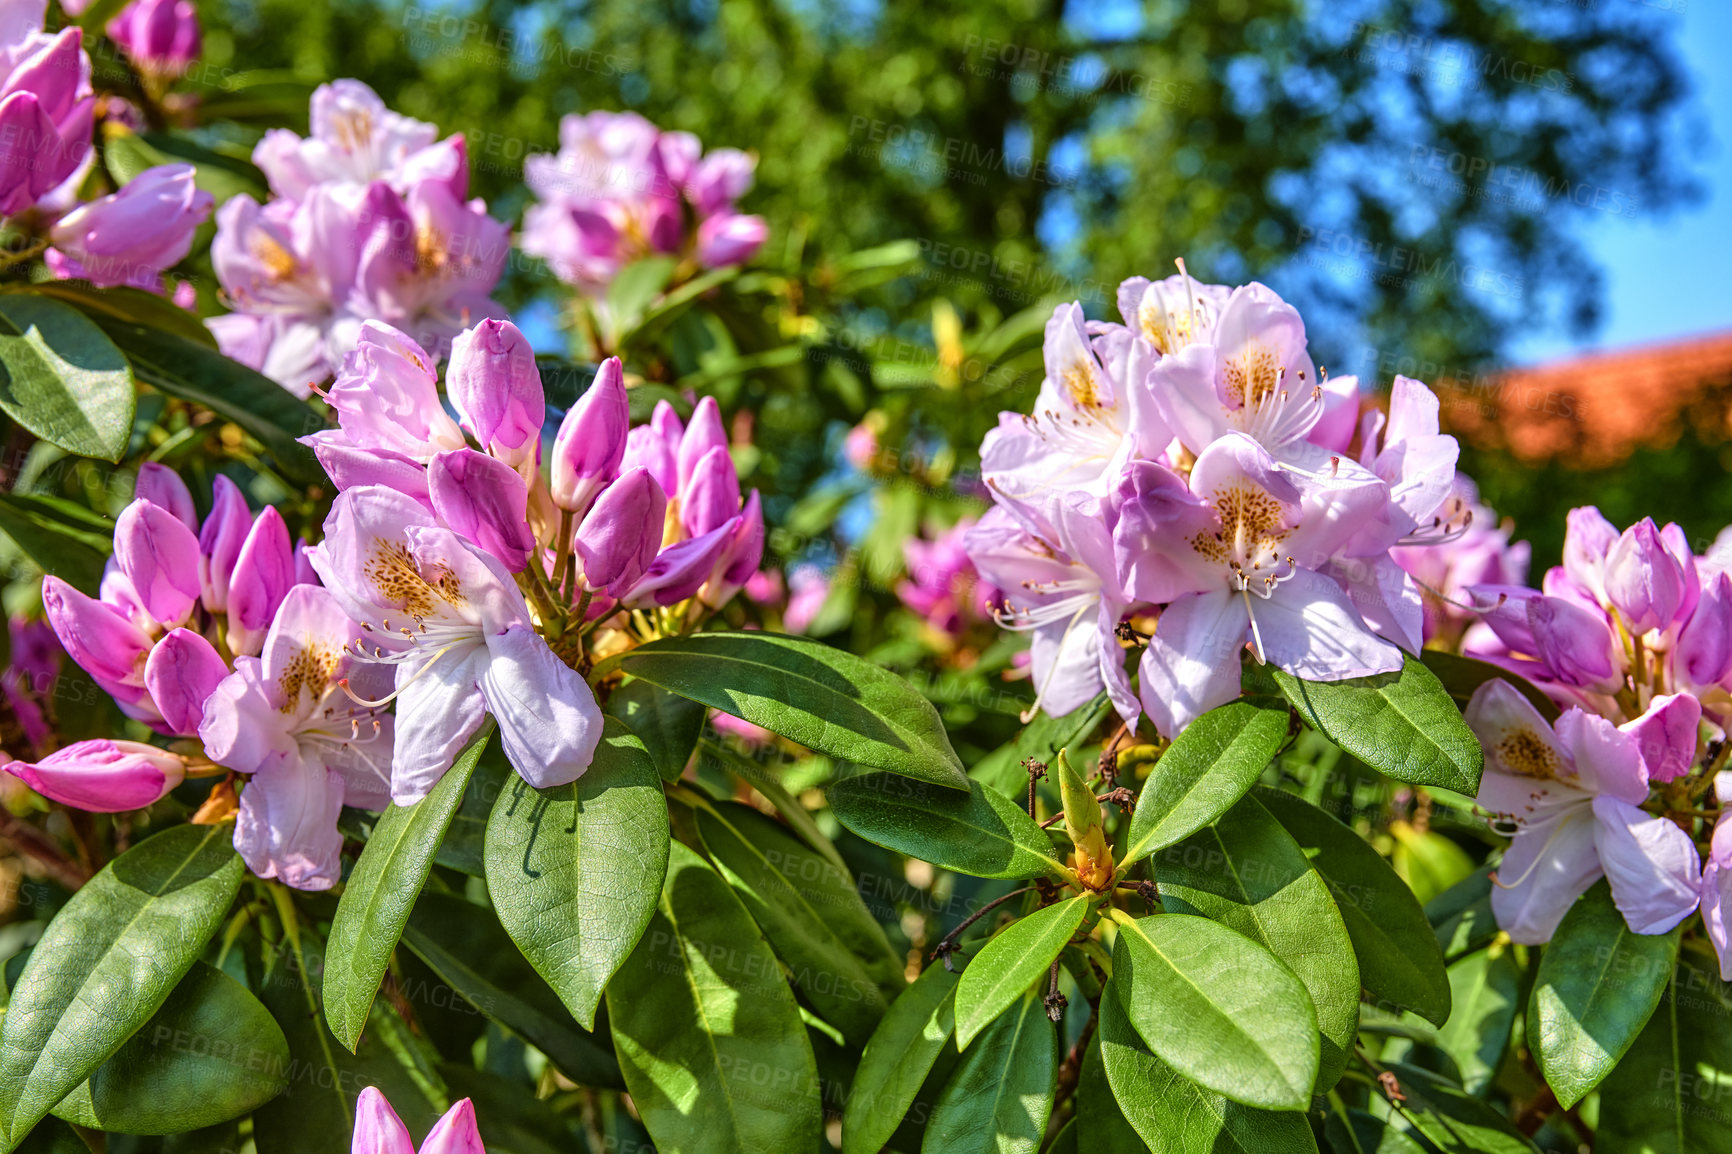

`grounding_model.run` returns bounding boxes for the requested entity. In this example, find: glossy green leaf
[606,677,707,782]
[0,824,243,1150]
[1110,912,1319,1111]
[954,894,1088,1050]
[1099,979,1316,1153]
[921,990,1056,1154]
[486,718,669,1031]
[1427,867,1498,962]
[402,892,622,1088]
[842,963,958,1154]
[1257,787,1450,1027]
[0,295,134,462]
[252,921,443,1152]
[105,132,267,206]
[1435,943,1520,1095]
[1123,701,1289,866]
[1372,1063,1537,1153]
[828,771,1067,881]
[1274,657,1483,795]
[1323,1109,1429,1154]
[432,746,511,877]
[50,962,288,1134]
[1077,1031,1149,1154]
[1597,953,1732,1153]
[323,723,491,1051]
[699,738,847,874]
[1529,880,1681,1109]
[695,801,898,1046]
[607,843,821,1154]
[1152,795,1358,1092]
[0,493,109,594]
[86,315,322,484]
[15,281,217,349]
[608,631,967,788]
